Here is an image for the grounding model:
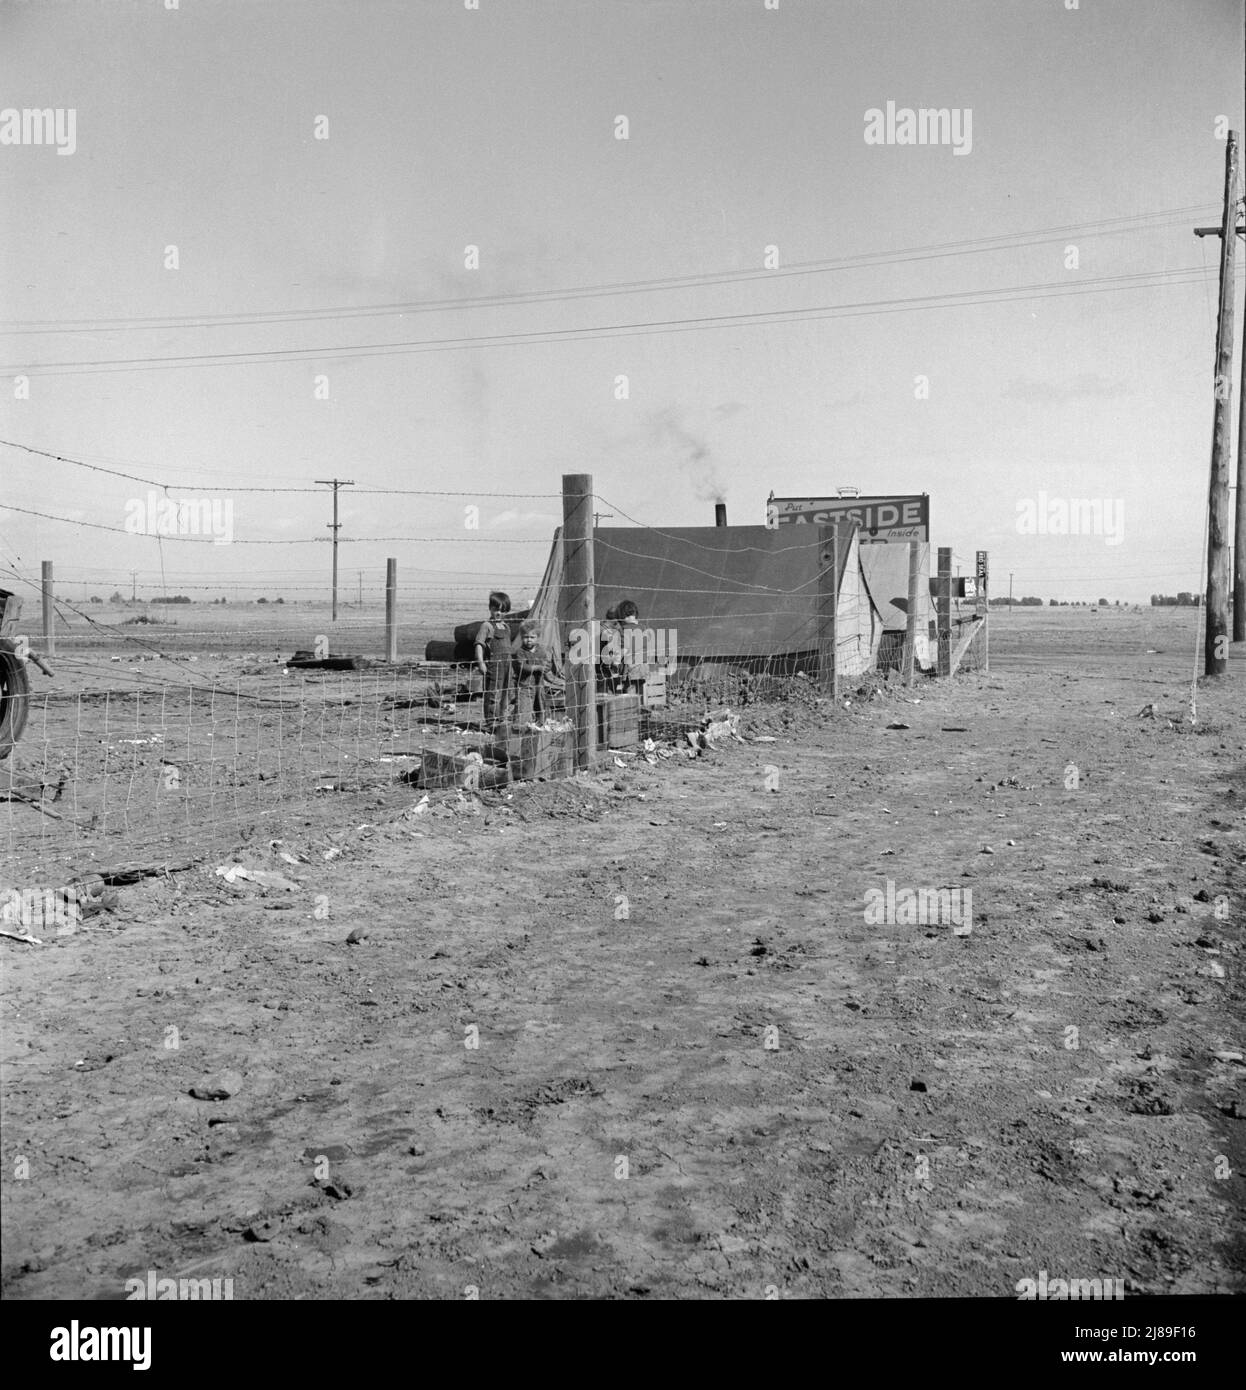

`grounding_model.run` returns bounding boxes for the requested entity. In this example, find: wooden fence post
[903,541,920,684]
[385,558,397,661]
[42,560,55,657]
[976,550,989,672]
[817,523,838,694]
[936,547,952,677]
[561,474,596,770]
